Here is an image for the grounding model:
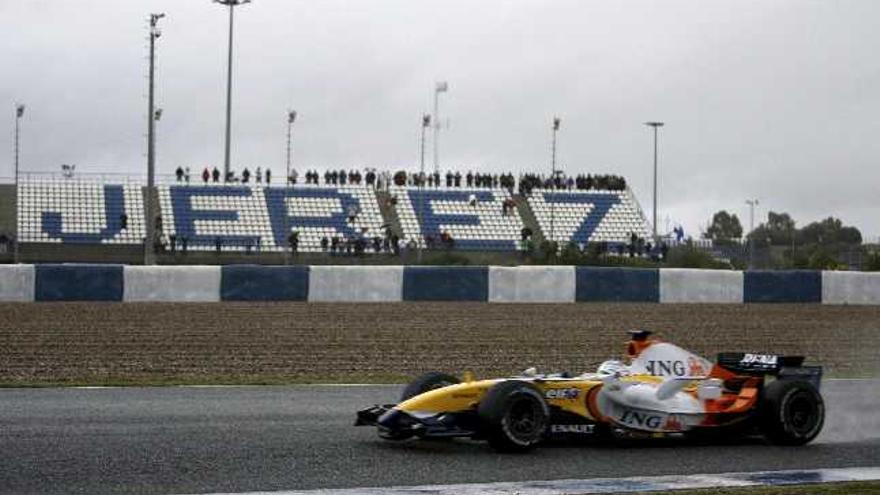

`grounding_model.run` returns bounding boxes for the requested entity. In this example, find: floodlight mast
[644,121,664,242]
[14,103,25,263]
[433,81,447,175]
[549,116,561,247]
[214,0,251,180]
[284,109,296,264]
[145,13,164,265]
[286,110,296,183]
[746,198,760,269]
[418,113,431,262]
